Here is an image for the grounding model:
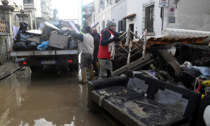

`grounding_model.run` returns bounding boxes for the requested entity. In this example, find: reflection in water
[0,67,31,126]
[1,69,109,126]
[18,118,75,126]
